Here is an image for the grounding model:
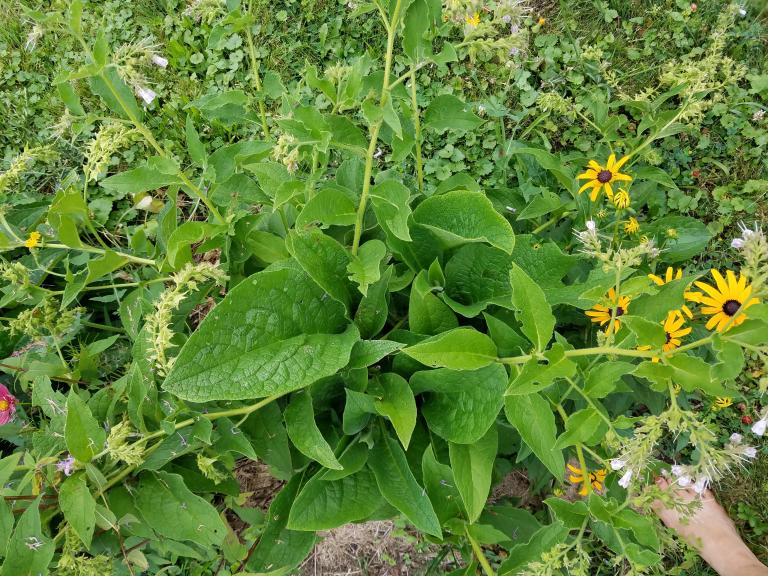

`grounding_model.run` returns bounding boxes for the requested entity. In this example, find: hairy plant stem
[409,67,424,194]
[466,525,496,576]
[499,332,718,365]
[575,443,592,495]
[30,242,156,266]
[245,0,271,139]
[351,0,403,255]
